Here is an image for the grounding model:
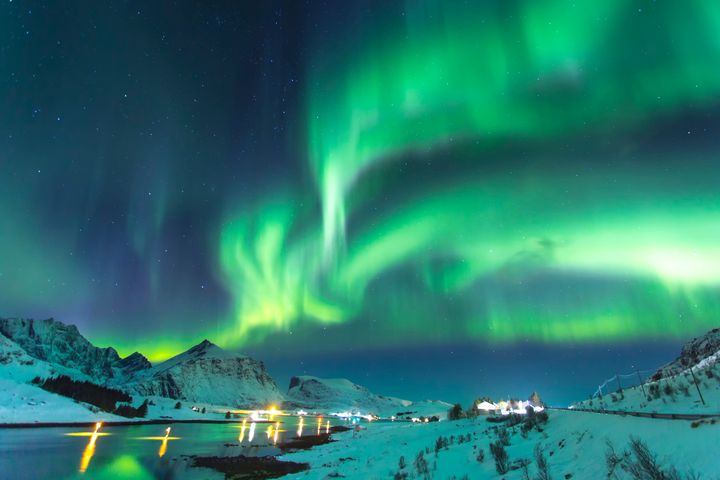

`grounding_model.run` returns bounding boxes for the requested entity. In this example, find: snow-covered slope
[285,375,451,417]
[280,409,720,479]
[128,340,283,408]
[652,327,720,380]
[0,333,129,423]
[0,317,150,383]
[0,332,91,383]
[574,327,720,414]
